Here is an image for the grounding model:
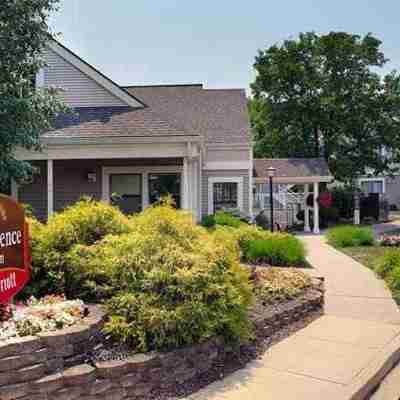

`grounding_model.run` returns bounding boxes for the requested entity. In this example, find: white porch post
[142,172,149,210]
[304,184,311,233]
[313,182,320,234]
[11,180,18,201]
[47,159,54,218]
[183,157,189,210]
